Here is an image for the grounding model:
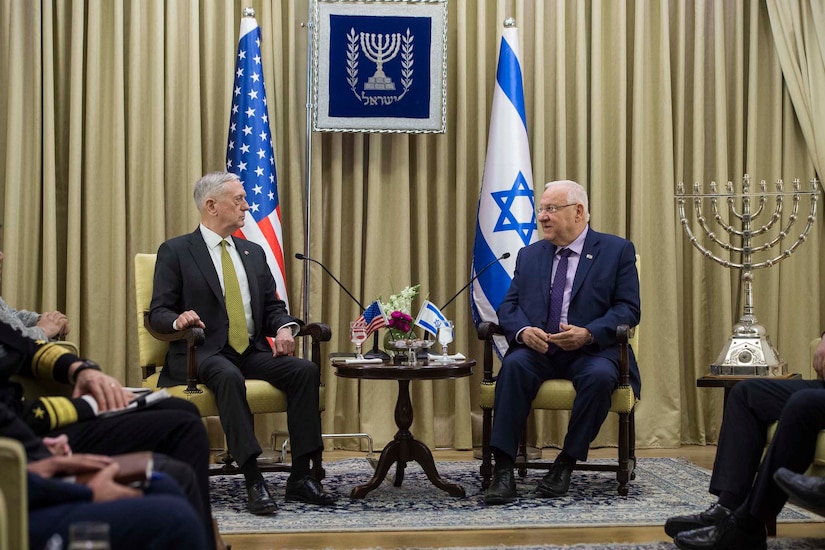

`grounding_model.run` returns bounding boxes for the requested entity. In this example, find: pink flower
[389,311,413,334]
